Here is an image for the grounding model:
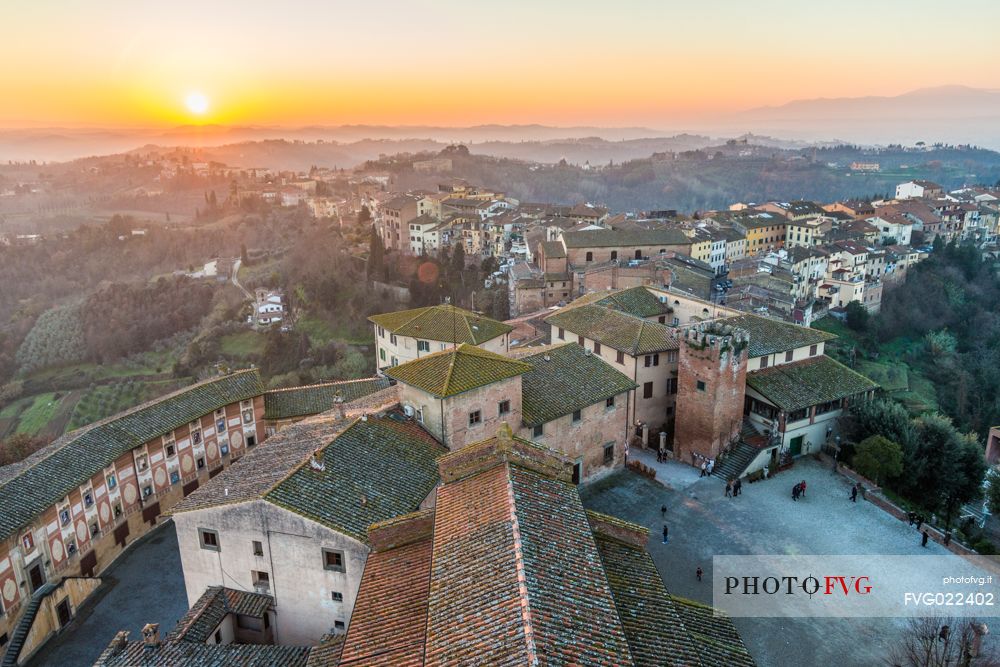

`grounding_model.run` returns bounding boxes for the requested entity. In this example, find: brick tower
[674,322,748,466]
